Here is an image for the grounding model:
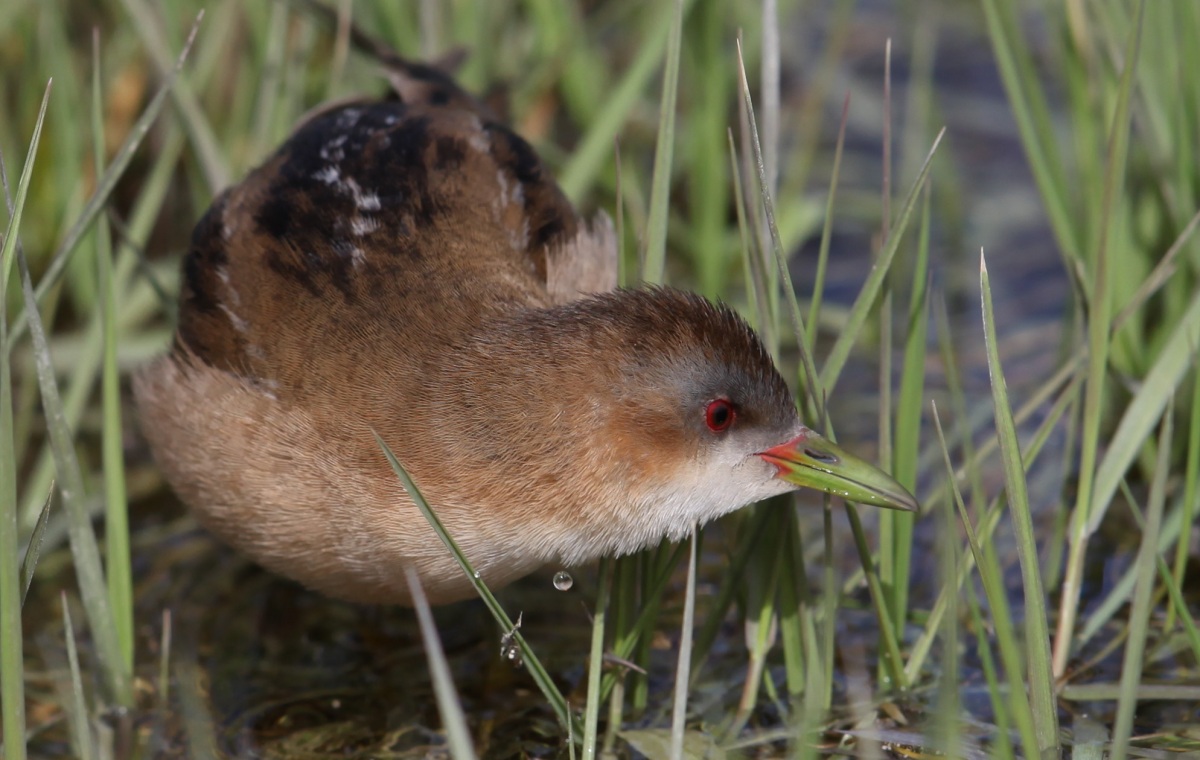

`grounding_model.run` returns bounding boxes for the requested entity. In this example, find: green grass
[3,0,1200,757]
[0,69,50,760]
